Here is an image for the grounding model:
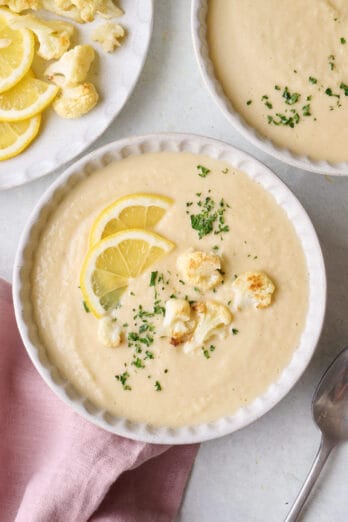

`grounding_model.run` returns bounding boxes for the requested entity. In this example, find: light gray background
[1,2,347,521]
